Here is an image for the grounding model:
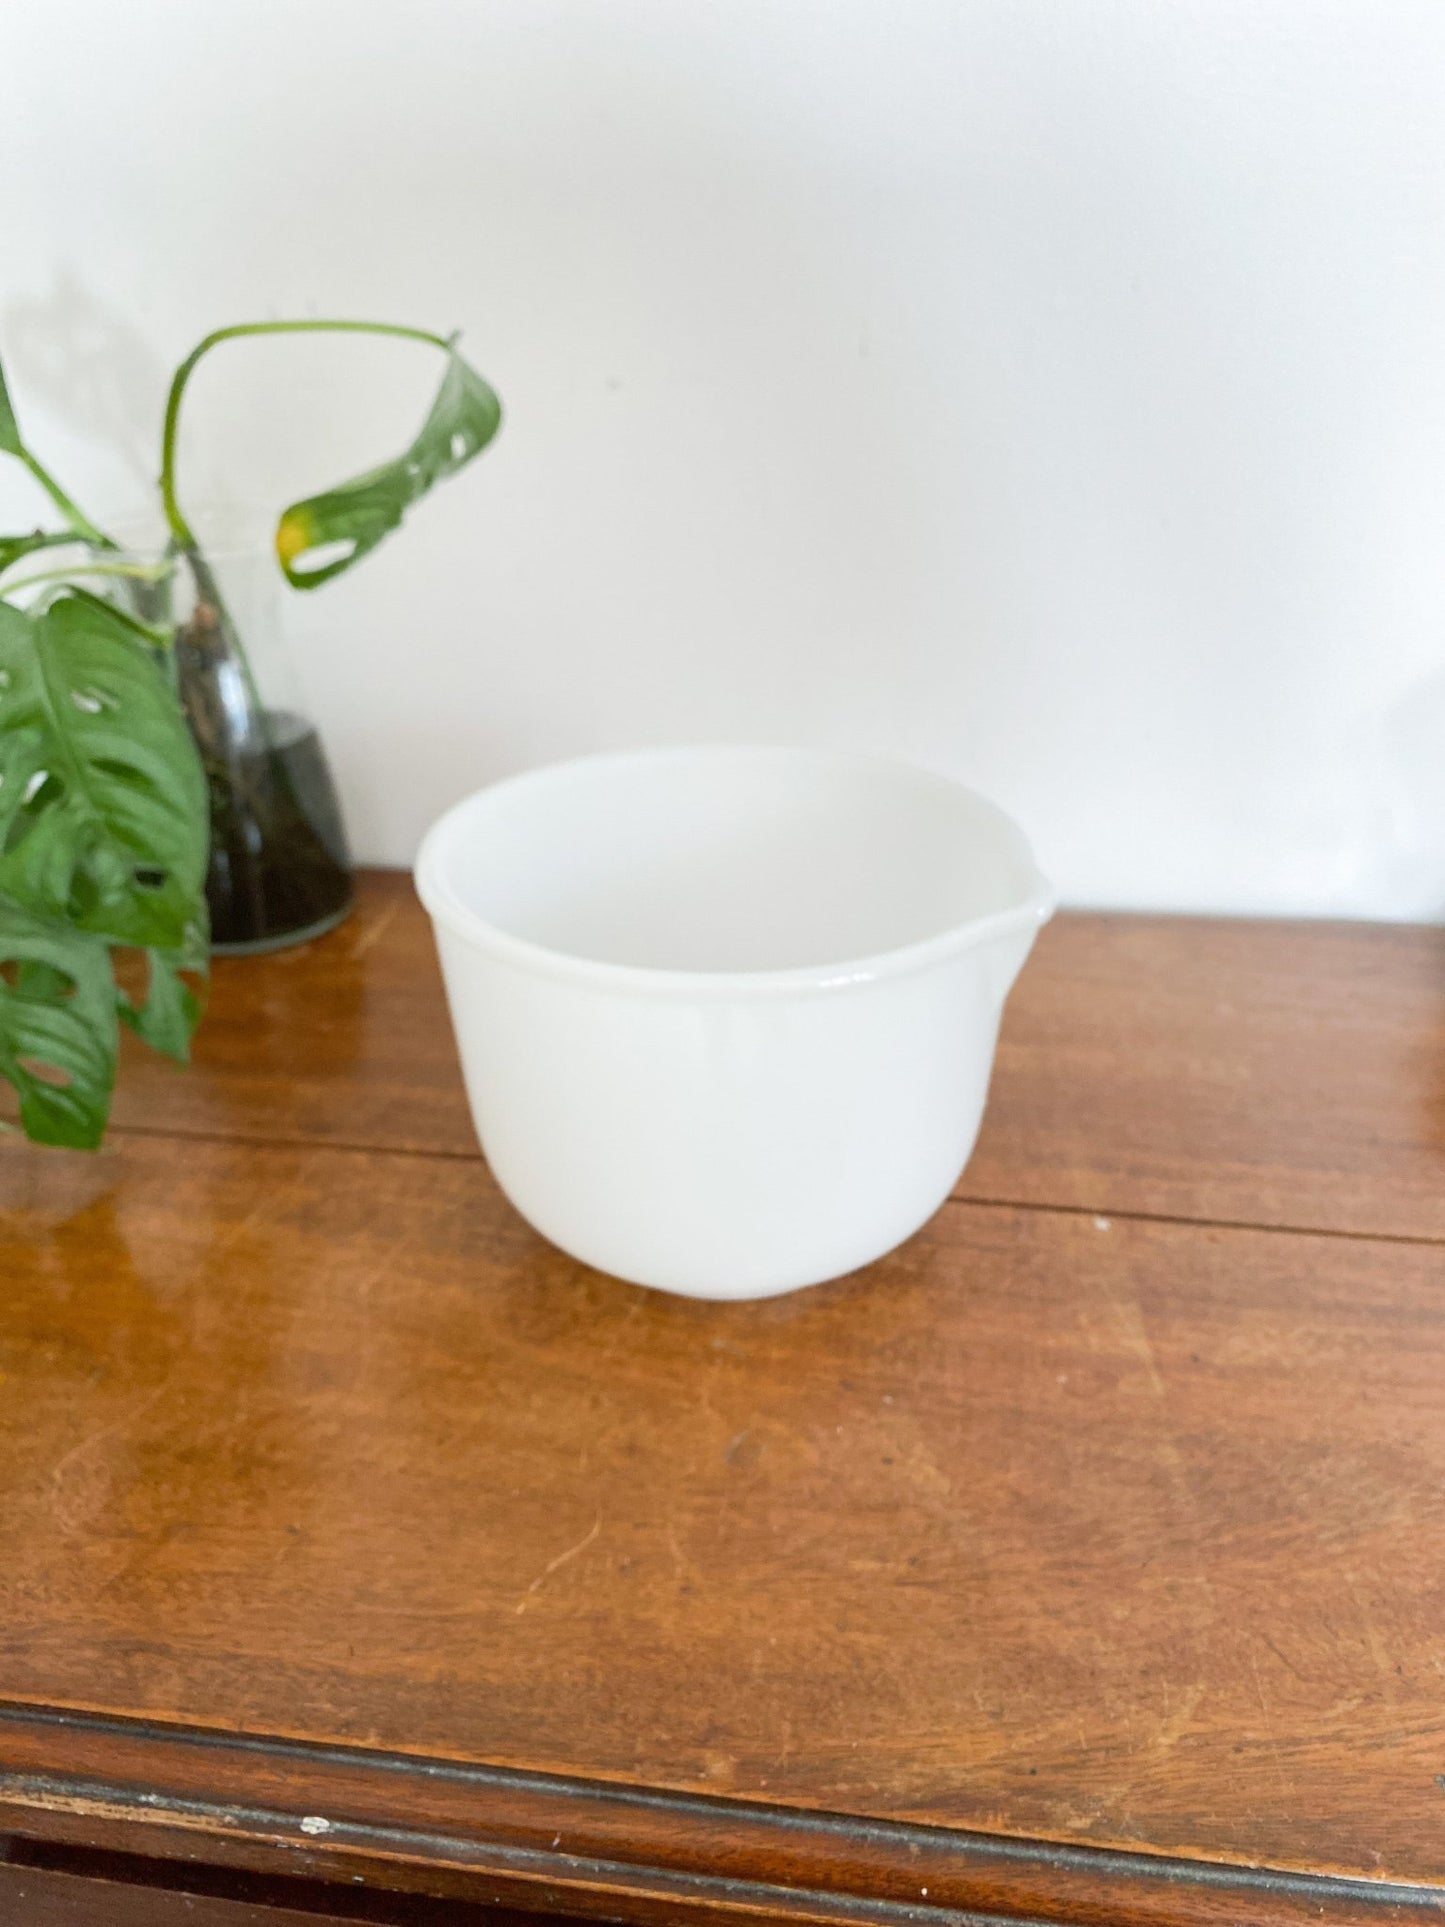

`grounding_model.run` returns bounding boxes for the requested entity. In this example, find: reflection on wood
[4,881,1444,1922]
